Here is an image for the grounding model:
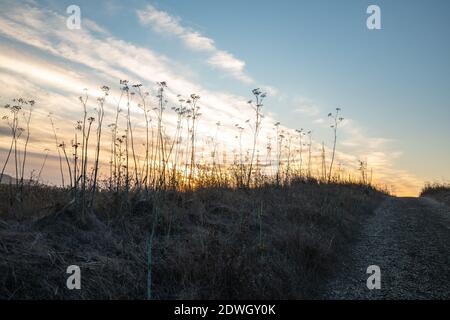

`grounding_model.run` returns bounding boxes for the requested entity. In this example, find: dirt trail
[323,197,450,299]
